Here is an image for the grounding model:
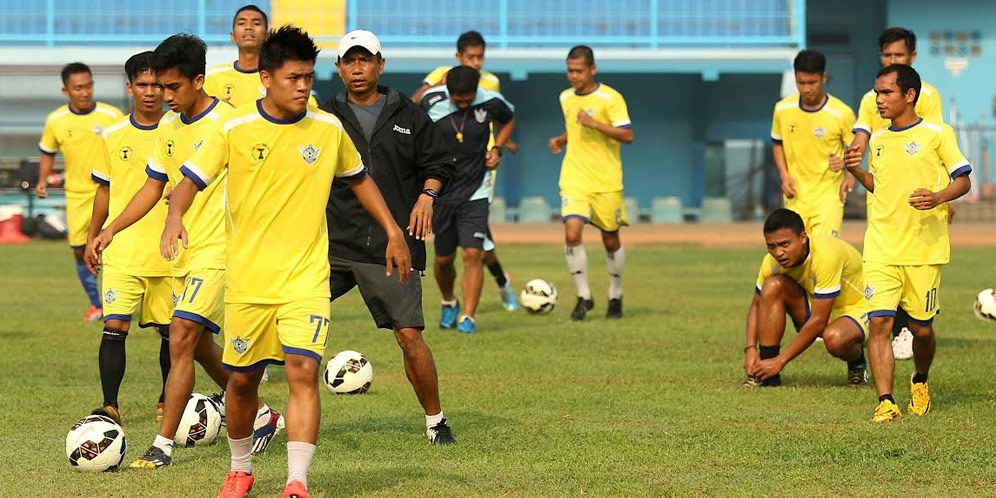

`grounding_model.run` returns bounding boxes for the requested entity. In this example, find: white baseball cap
[338,30,382,59]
